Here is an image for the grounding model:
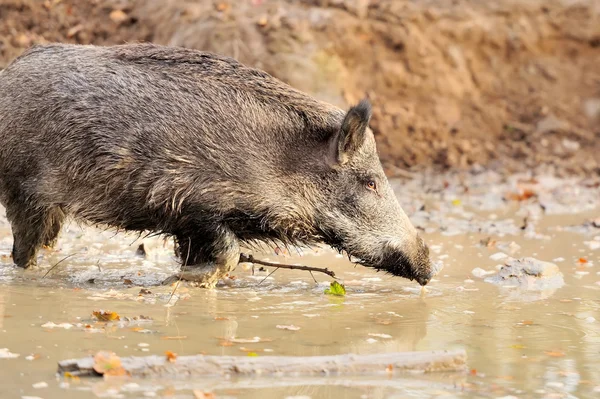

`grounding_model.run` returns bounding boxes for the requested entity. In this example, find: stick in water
[239,253,335,278]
